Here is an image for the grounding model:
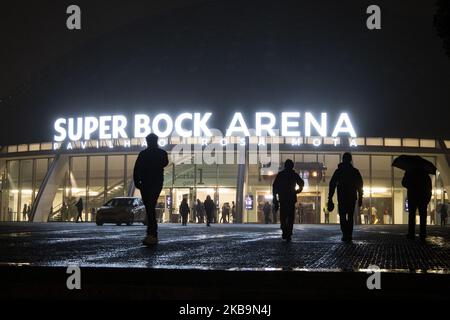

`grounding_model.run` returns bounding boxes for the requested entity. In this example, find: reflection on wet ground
[0,223,449,273]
